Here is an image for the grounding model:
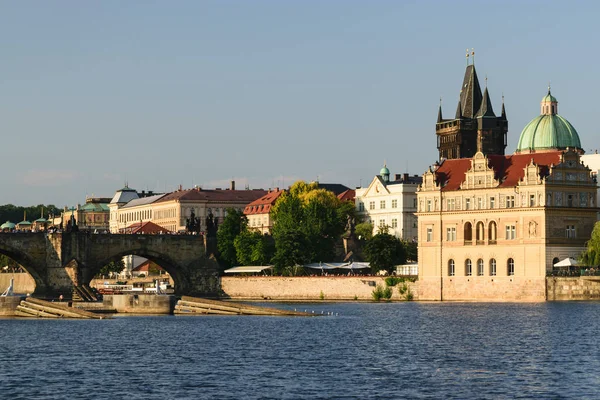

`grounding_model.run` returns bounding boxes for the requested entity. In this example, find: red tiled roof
[133,260,165,272]
[337,189,356,202]
[156,188,268,204]
[122,221,171,234]
[244,189,285,215]
[435,151,562,192]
